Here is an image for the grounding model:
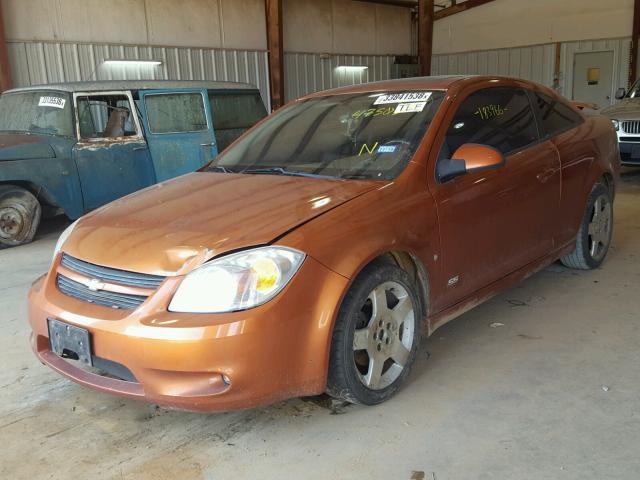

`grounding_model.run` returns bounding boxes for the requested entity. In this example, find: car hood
[600,99,640,120]
[0,133,55,160]
[64,172,381,276]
